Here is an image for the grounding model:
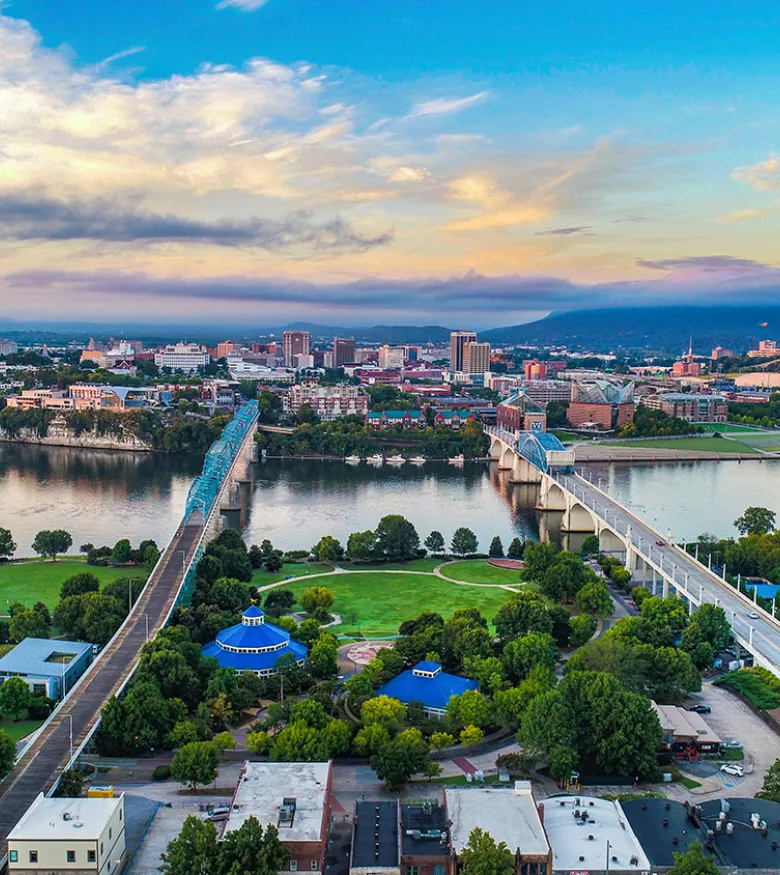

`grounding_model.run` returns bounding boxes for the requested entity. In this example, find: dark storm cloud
[0,193,393,252]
